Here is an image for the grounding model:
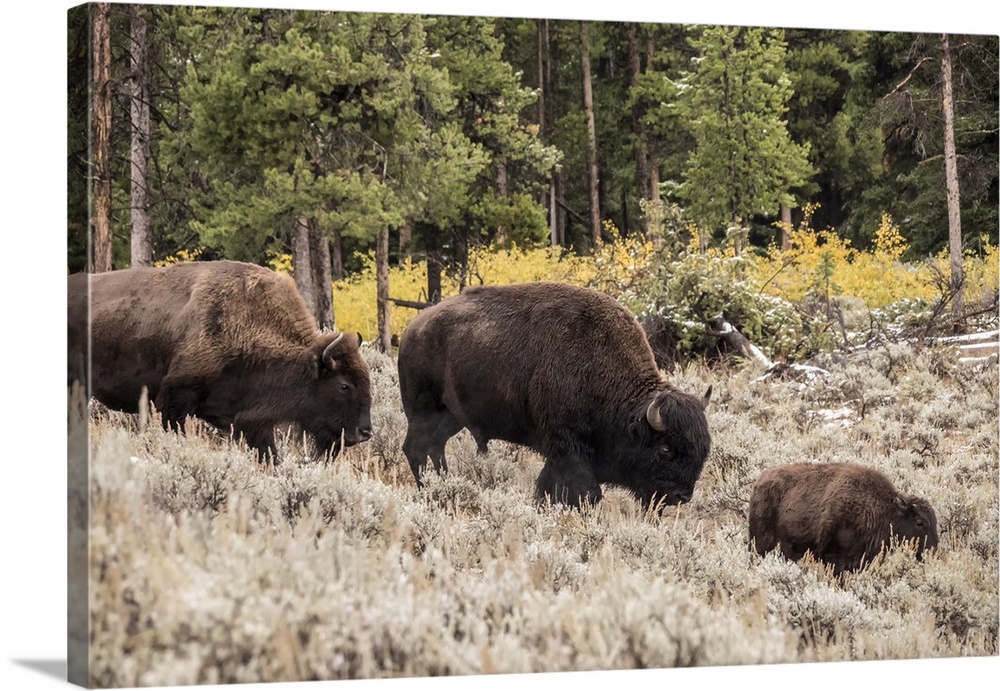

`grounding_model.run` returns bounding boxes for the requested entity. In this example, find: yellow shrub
[930,234,1000,310]
[153,247,204,267]
[752,210,937,308]
[333,231,654,343]
[578,223,656,295]
[972,238,999,300]
[267,251,293,275]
